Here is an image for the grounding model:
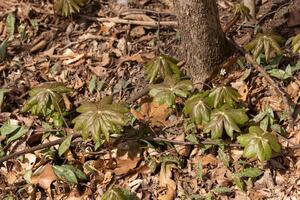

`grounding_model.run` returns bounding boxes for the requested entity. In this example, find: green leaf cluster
[237,126,281,161]
[149,75,192,107]
[101,188,139,200]
[22,82,72,126]
[245,32,284,61]
[54,0,86,17]
[53,164,87,184]
[184,86,248,140]
[204,105,248,139]
[72,96,128,147]
[144,54,180,83]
